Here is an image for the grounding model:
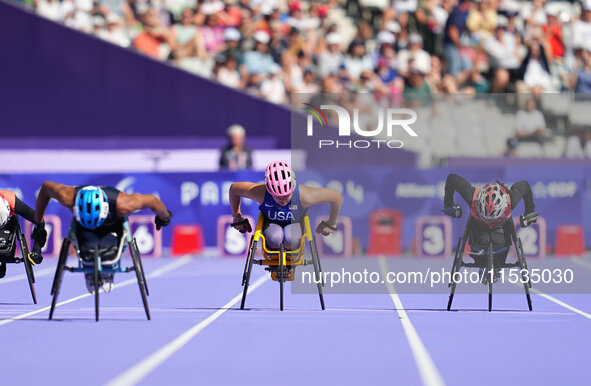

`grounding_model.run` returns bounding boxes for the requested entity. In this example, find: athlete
[441,173,538,281]
[35,182,172,291]
[0,191,46,278]
[229,161,342,249]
